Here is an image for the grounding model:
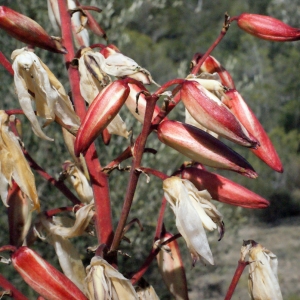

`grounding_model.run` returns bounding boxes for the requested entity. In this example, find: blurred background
[0,0,299,299]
